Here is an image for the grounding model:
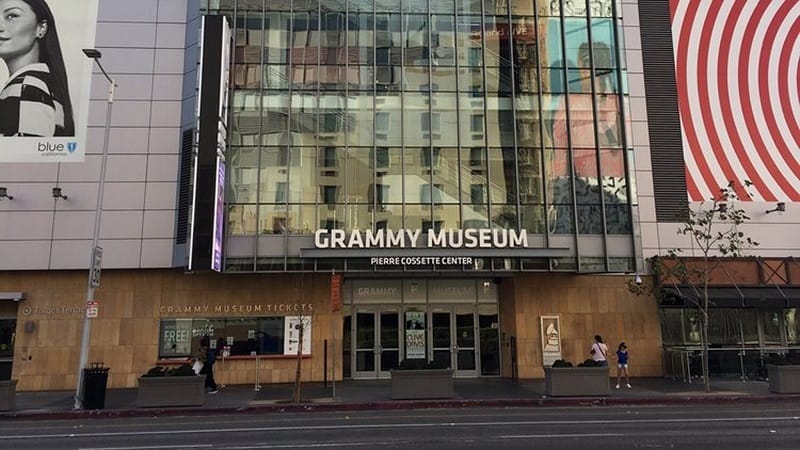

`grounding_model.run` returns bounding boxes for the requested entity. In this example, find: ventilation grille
[639,0,689,222]
[176,128,194,244]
